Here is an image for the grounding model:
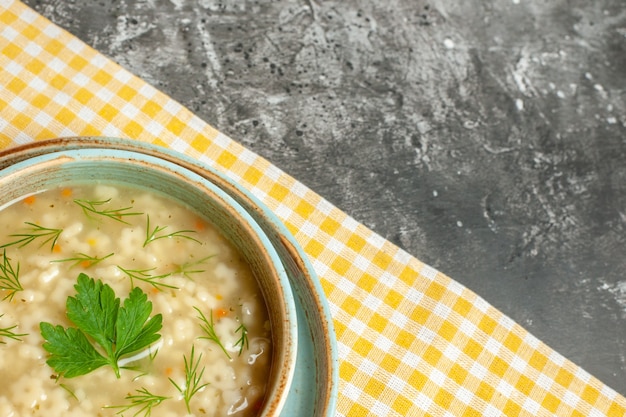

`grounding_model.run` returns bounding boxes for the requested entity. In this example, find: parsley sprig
[0,222,63,251]
[143,215,201,247]
[169,345,208,413]
[0,249,22,301]
[74,198,143,224]
[40,273,163,378]
[0,314,27,344]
